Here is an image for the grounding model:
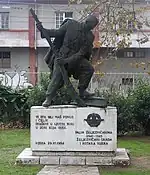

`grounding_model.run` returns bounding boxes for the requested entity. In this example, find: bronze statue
[30,9,99,107]
[37,16,98,107]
